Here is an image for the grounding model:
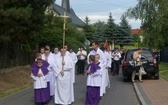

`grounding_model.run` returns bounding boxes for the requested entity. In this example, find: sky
[55,0,141,29]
